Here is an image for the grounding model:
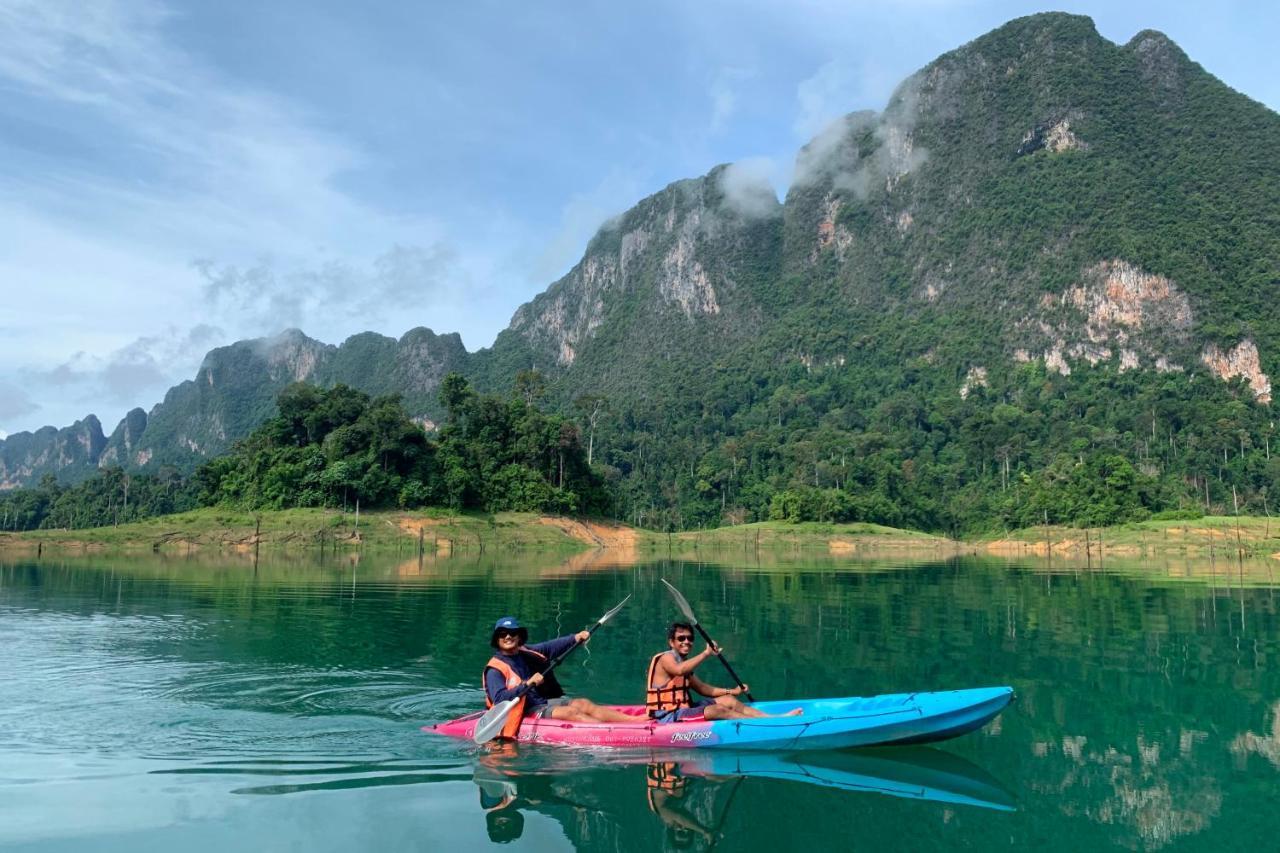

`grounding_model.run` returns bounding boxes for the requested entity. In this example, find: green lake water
[2,550,1279,851]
